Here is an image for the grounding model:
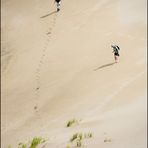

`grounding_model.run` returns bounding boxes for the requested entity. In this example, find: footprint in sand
[34,12,58,112]
[47,32,51,35]
[34,105,38,110]
[36,87,40,90]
